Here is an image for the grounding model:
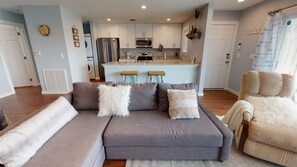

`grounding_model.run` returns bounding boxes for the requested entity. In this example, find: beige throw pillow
[167,89,200,119]
[98,85,131,117]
